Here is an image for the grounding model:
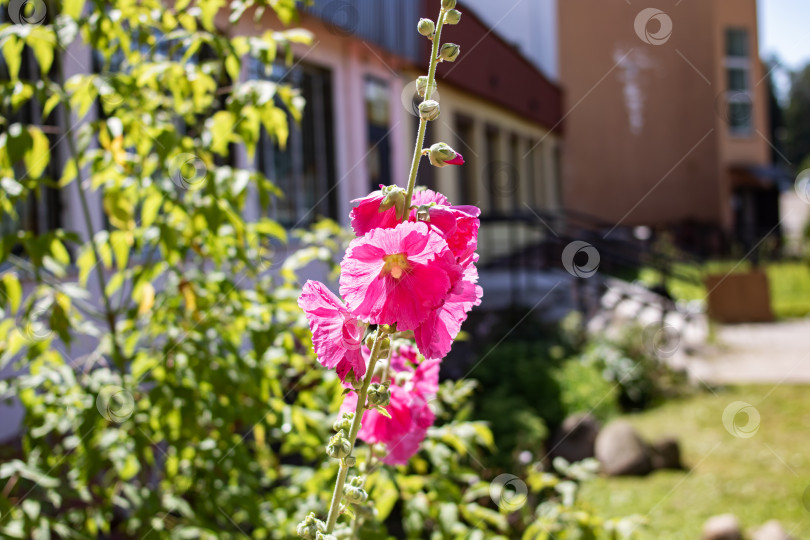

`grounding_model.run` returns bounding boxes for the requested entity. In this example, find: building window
[252,60,337,227]
[724,28,753,136]
[365,77,391,192]
[454,115,475,205]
